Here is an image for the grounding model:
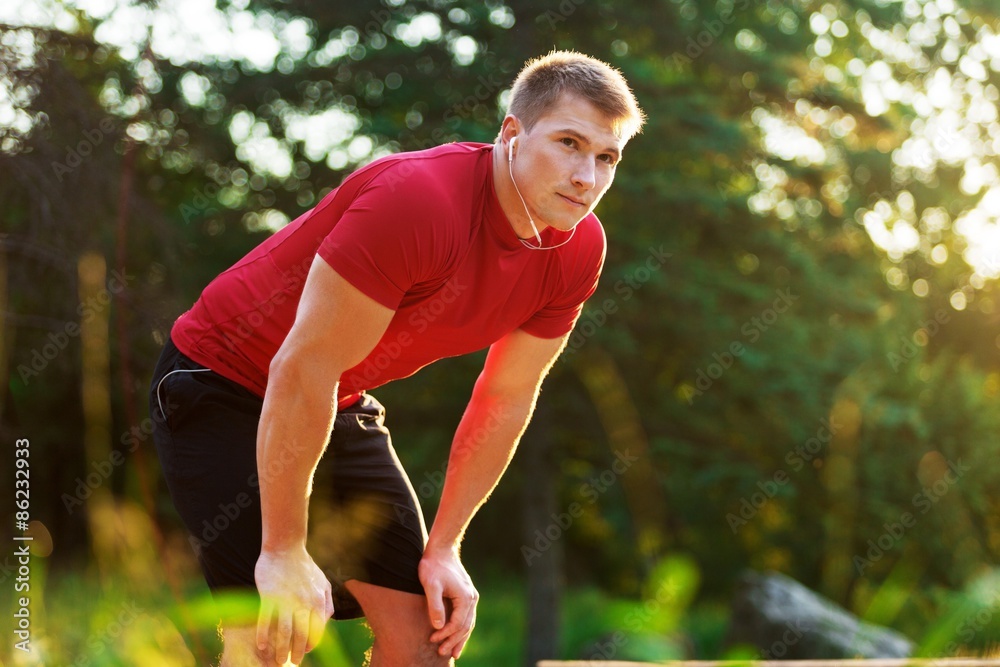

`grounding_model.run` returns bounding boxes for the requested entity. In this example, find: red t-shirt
[170,142,606,408]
